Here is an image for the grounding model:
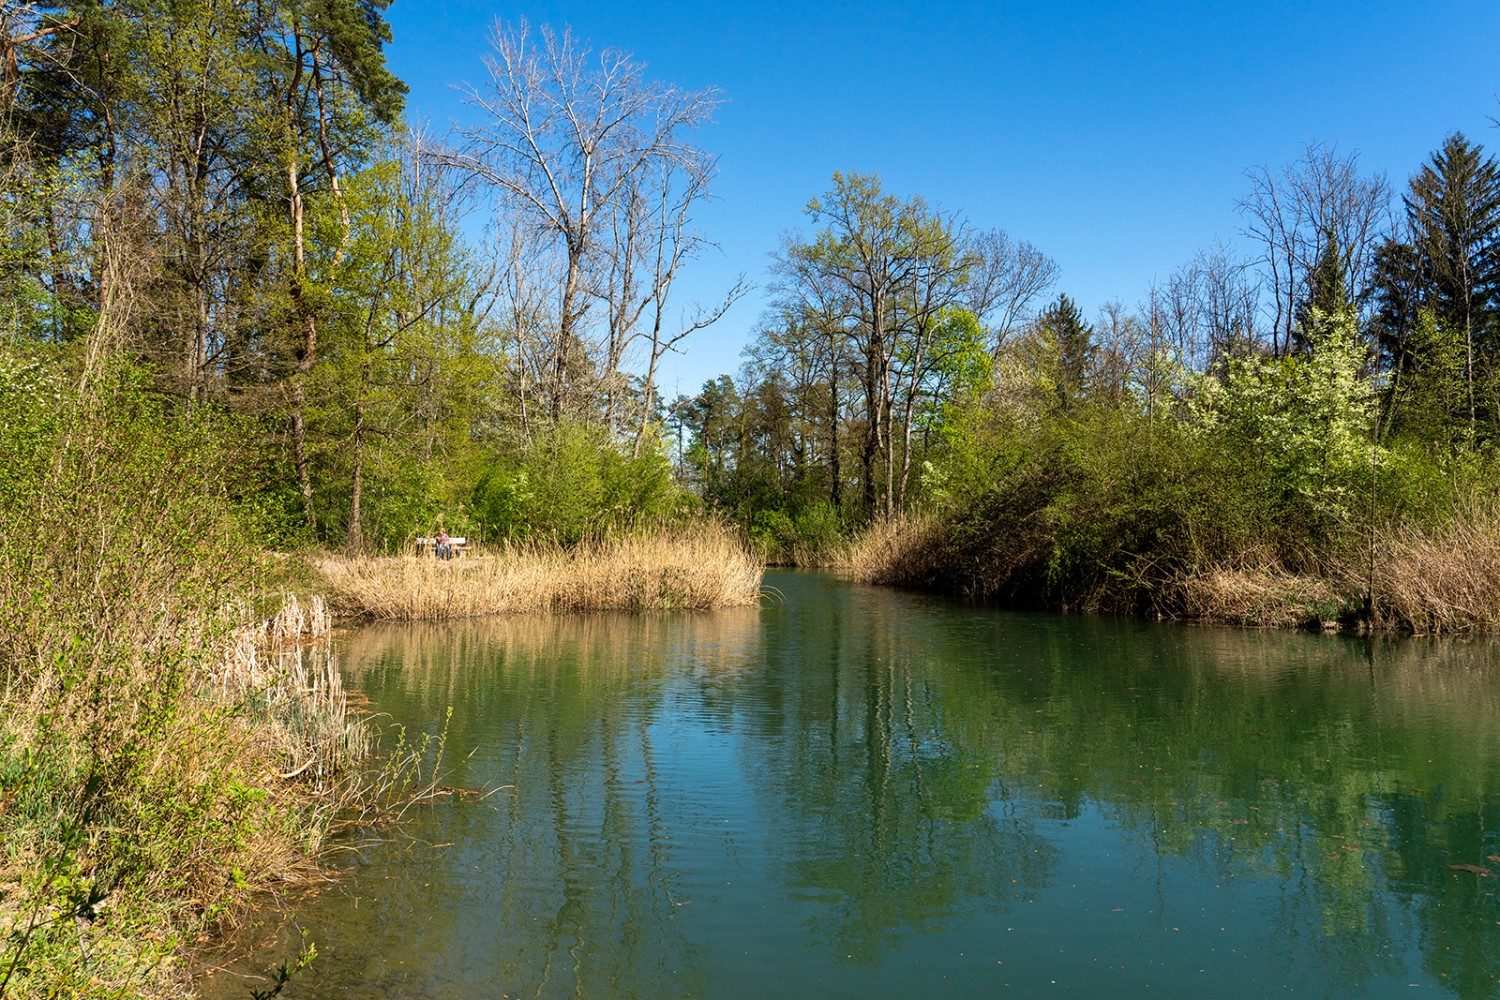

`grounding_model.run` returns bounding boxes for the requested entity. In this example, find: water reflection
[201,574,1500,999]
